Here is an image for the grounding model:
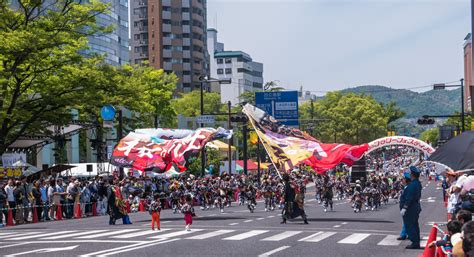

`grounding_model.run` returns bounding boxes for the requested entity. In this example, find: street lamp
[198,76,232,177]
[433,79,465,132]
